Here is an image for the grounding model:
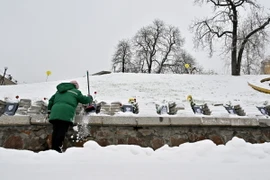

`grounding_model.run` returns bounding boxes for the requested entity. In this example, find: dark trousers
[50,120,71,153]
